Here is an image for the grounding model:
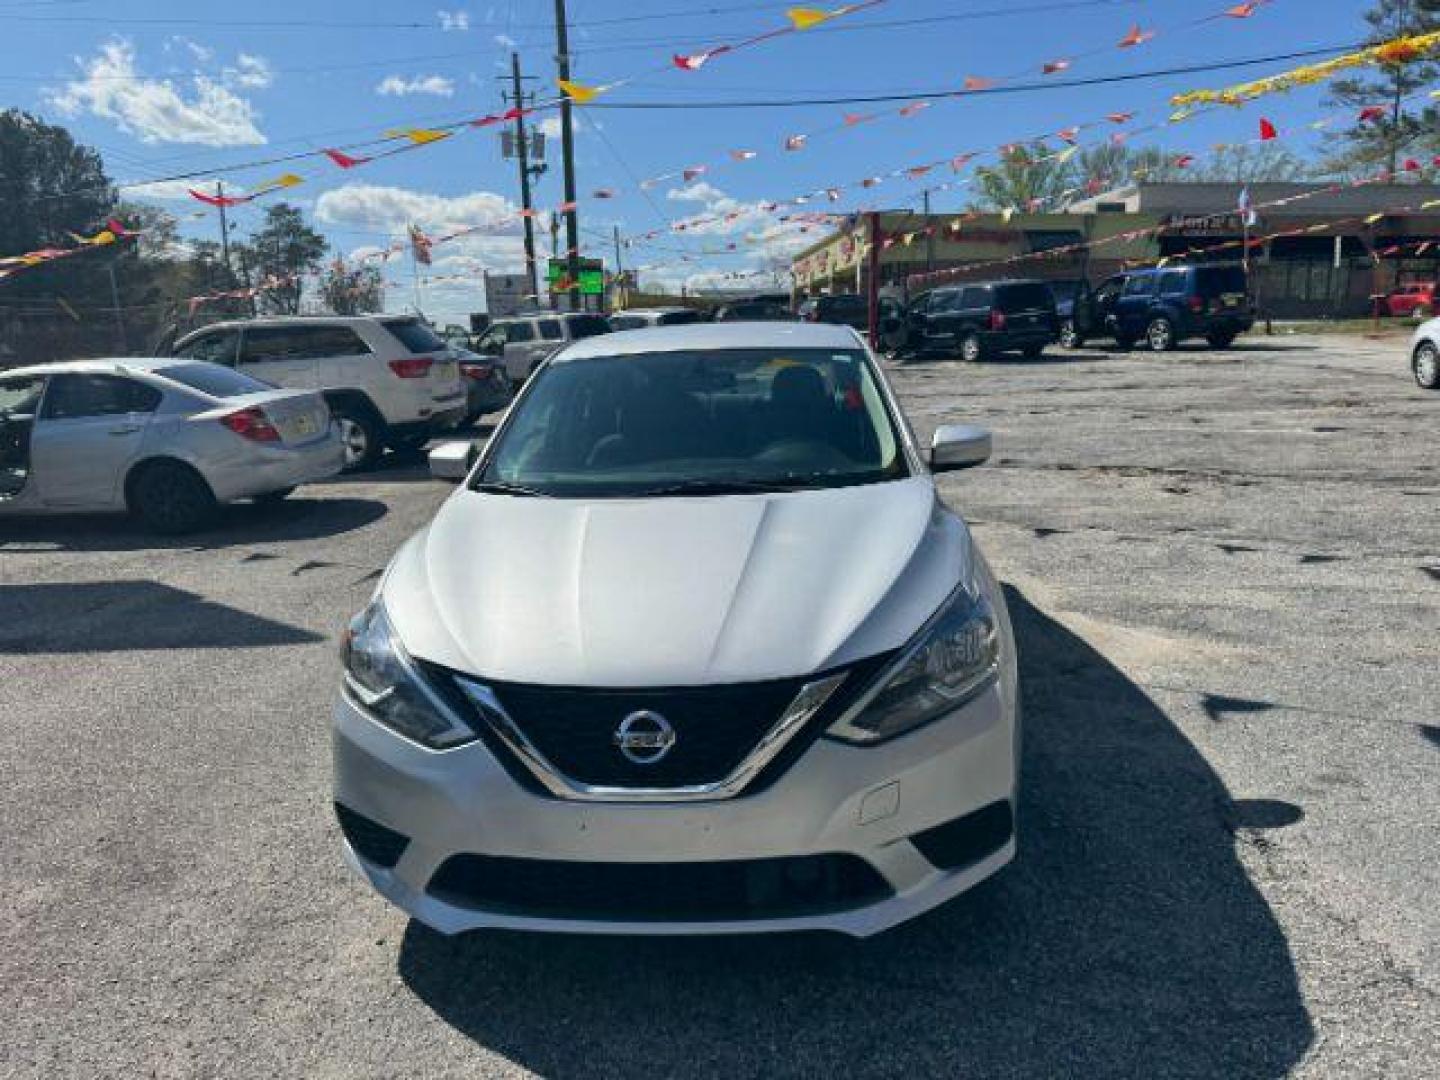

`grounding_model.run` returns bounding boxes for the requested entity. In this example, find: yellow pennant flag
[386,128,452,146]
[558,79,602,104]
[1055,145,1079,164]
[70,229,116,246]
[273,173,304,188]
[1364,212,1385,225]
[787,7,832,30]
